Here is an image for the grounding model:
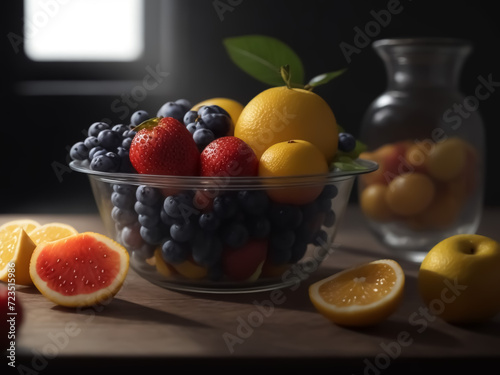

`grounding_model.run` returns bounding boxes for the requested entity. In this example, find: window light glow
[24,0,144,61]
